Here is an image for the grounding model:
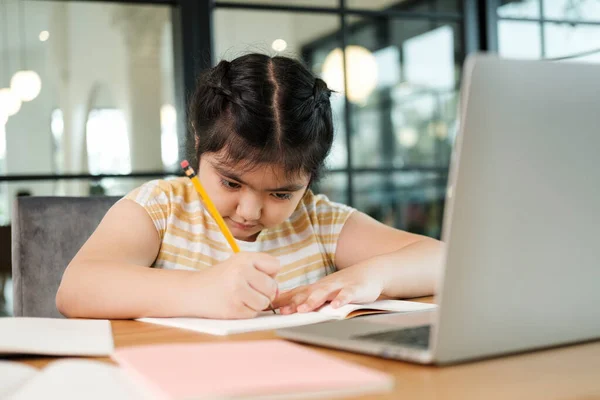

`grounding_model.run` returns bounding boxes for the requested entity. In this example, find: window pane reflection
[543,0,600,22]
[497,0,540,18]
[0,1,178,222]
[0,1,178,181]
[86,109,131,175]
[347,0,461,12]
[544,23,600,61]
[216,0,338,8]
[343,17,461,169]
[353,172,447,237]
[498,20,542,59]
[315,172,348,205]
